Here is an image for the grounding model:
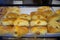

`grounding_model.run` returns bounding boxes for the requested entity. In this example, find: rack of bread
[0,6,60,37]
